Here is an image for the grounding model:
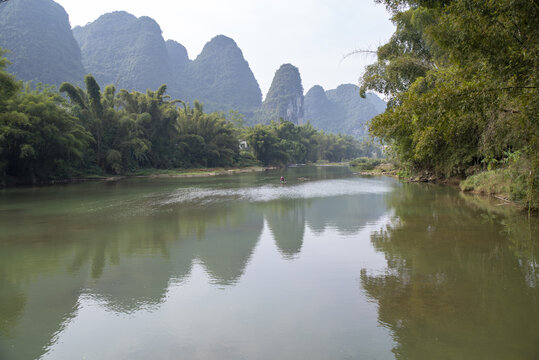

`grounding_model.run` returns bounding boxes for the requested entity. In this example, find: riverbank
[128,166,274,178]
[0,166,275,187]
[353,162,534,211]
